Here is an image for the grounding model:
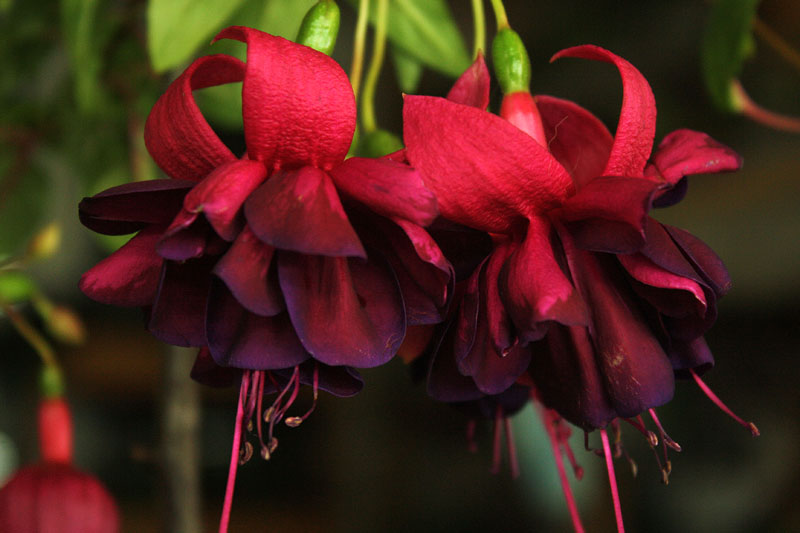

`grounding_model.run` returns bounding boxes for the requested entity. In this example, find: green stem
[360,0,389,133]
[349,0,370,102]
[753,18,800,73]
[1,299,60,372]
[471,0,486,58]
[489,0,509,31]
